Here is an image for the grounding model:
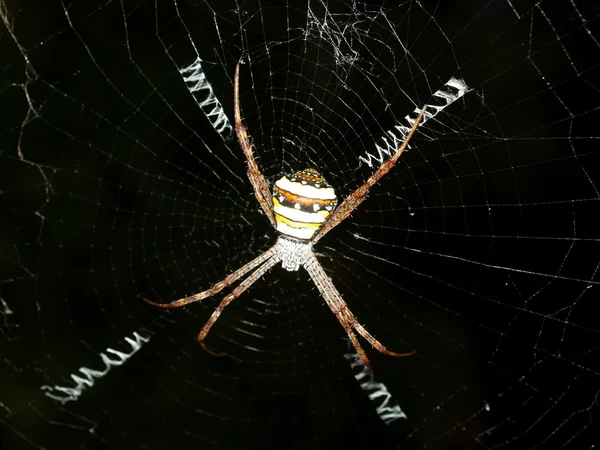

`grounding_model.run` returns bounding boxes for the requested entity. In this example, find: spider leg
[336,313,372,371]
[234,63,277,226]
[143,245,277,309]
[352,322,416,358]
[304,253,414,371]
[304,254,372,369]
[197,253,280,356]
[312,104,427,243]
